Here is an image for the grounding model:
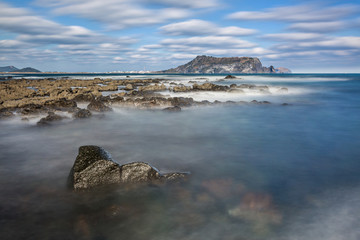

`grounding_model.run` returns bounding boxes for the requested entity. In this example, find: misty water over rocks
[0,74,360,240]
